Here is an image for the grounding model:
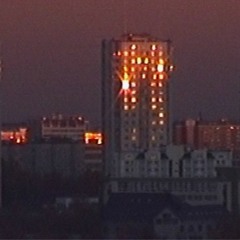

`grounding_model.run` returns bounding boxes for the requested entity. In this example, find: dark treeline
[0,158,103,239]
